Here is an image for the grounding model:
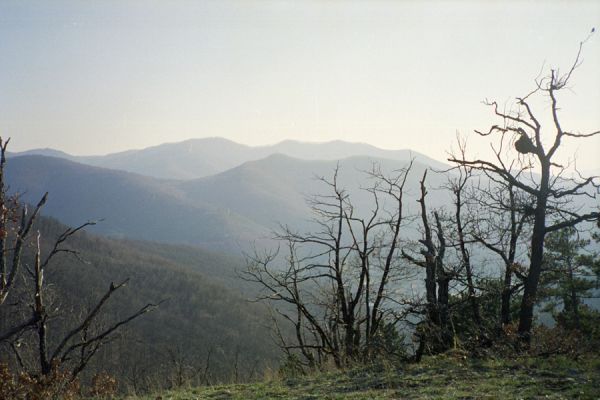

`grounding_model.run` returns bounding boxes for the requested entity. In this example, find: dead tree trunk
[402,170,453,354]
